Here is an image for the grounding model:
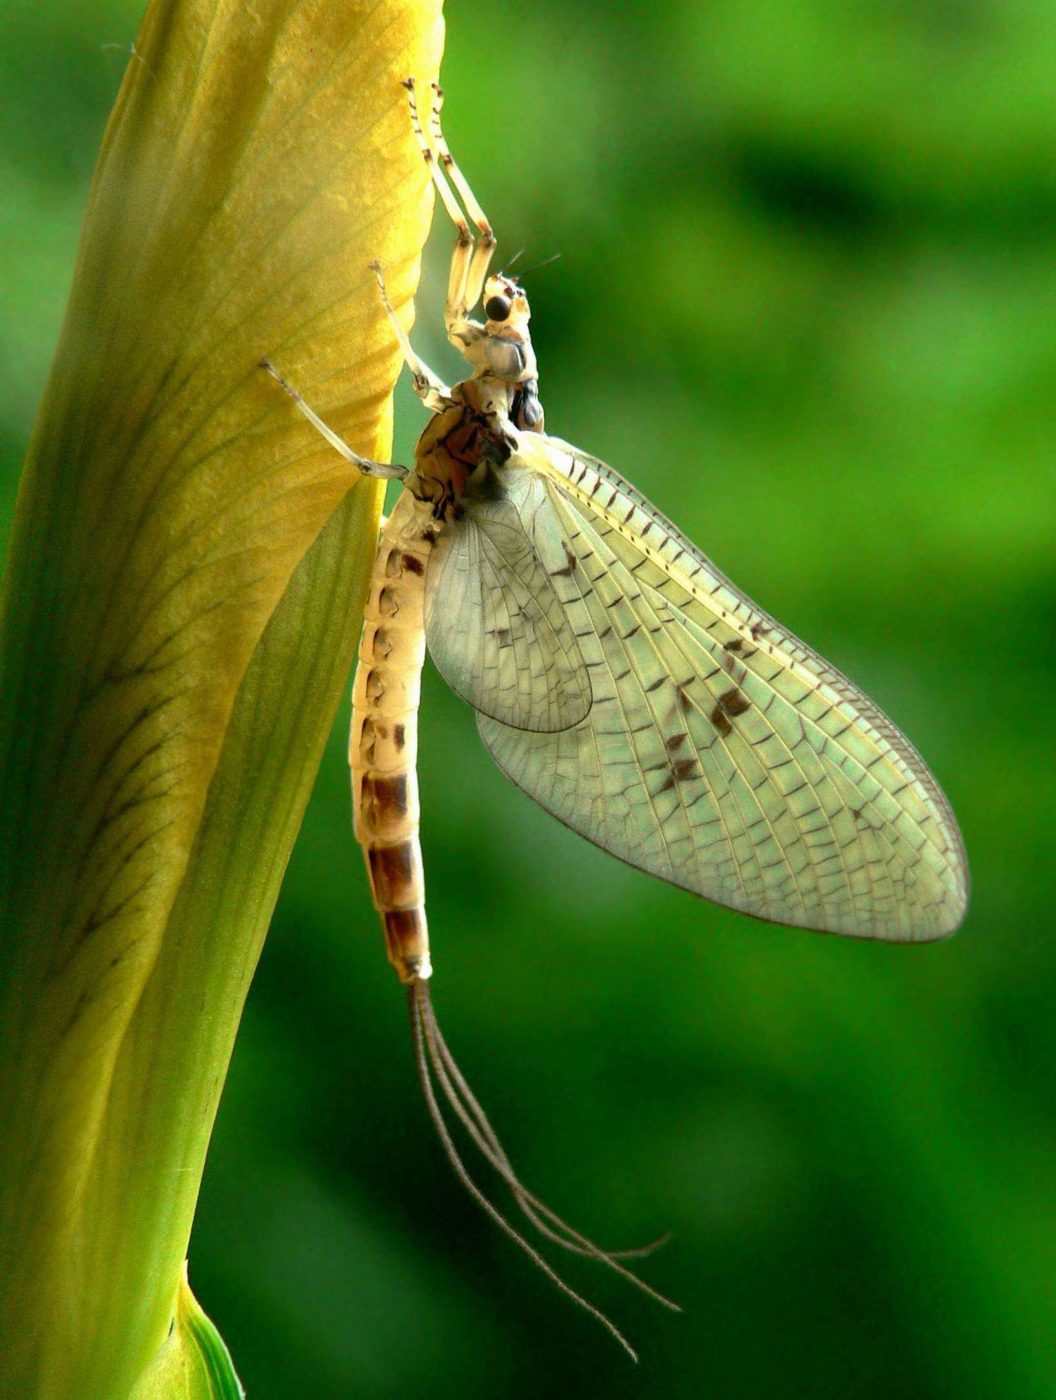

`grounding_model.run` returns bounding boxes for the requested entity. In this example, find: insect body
[263,78,968,1357]
[349,378,527,984]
